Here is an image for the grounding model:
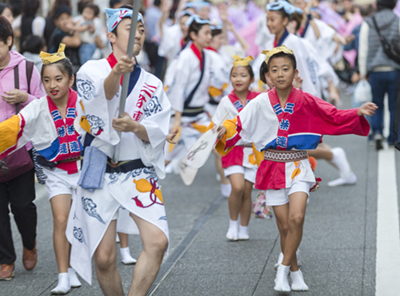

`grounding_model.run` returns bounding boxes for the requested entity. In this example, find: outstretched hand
[113,56,136,75]
[357,102,378,117]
